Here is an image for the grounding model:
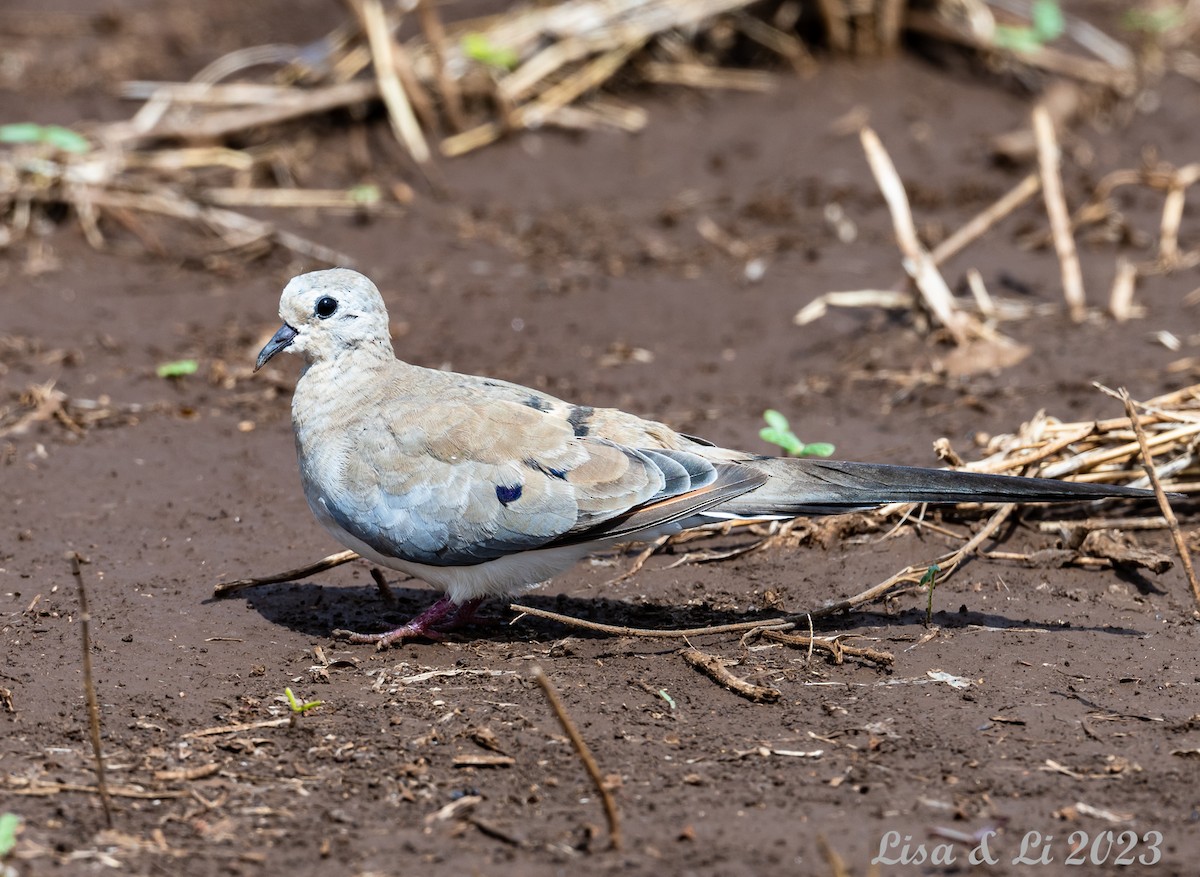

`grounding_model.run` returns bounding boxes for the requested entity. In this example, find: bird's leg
[441,597,482,633]
[334,596,485,649]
